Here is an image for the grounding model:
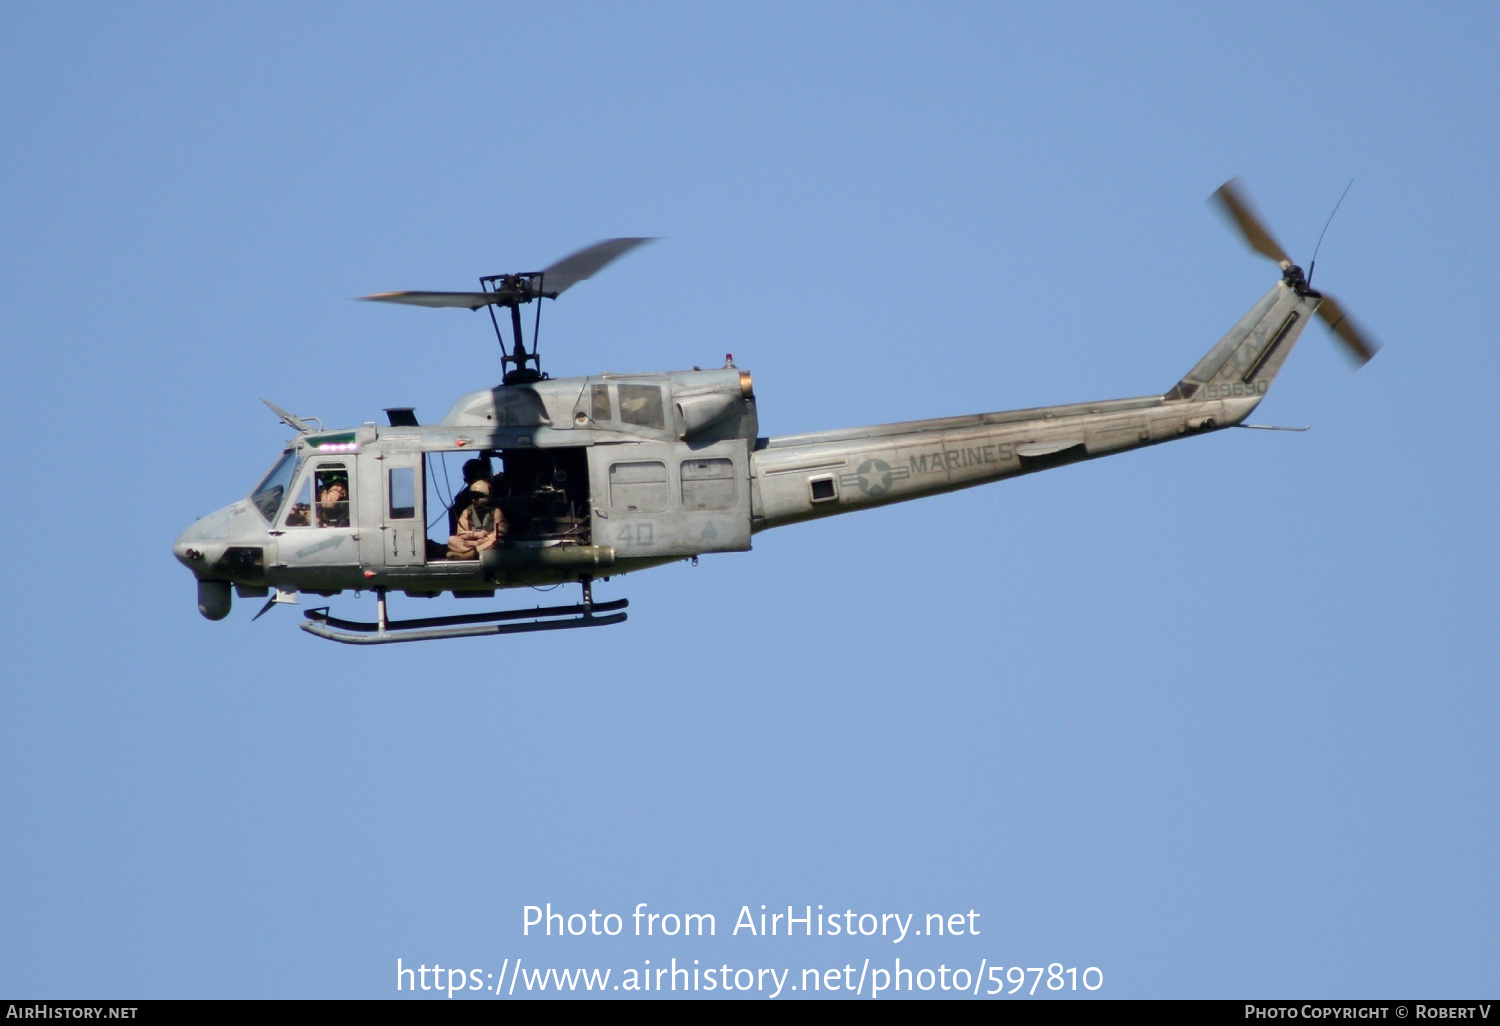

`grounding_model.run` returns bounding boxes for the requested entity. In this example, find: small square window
[590,384,611,422]
[618,385,665,429]
[809,476,837,502]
